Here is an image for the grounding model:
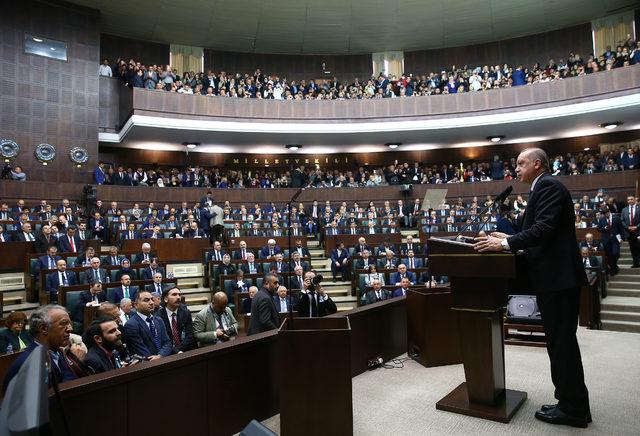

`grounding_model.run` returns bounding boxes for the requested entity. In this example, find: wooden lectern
[429,236,527,423]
